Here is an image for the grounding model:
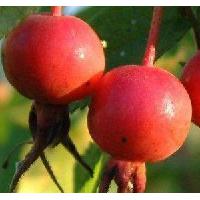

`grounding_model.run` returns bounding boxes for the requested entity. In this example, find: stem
[99,159,146,193]
[142,7,163,66]
[180,7,200,49]
[51,6,62,16]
